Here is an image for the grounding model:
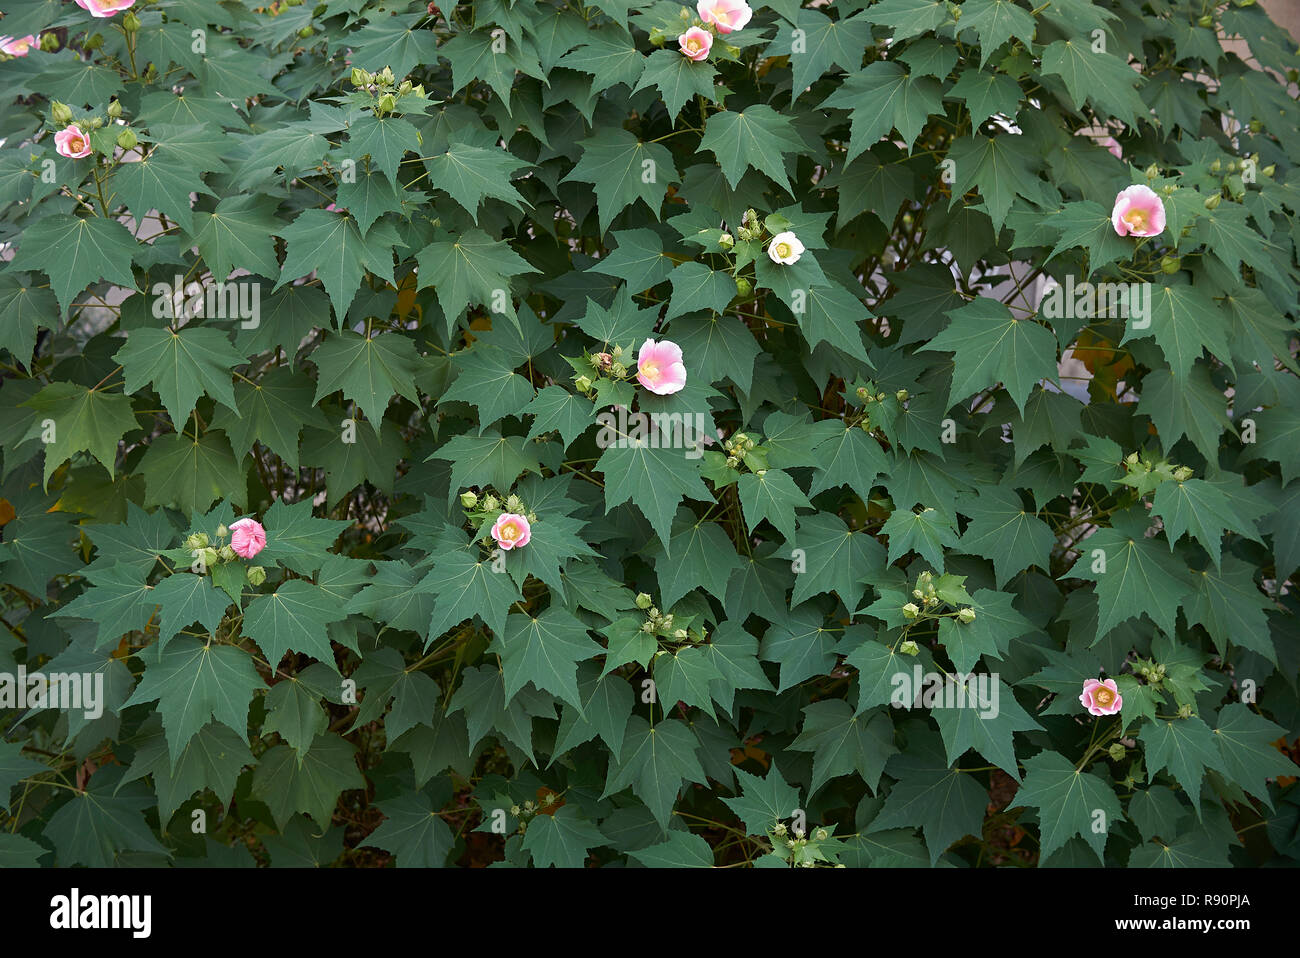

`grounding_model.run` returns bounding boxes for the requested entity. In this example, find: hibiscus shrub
[0,0,1298,870]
